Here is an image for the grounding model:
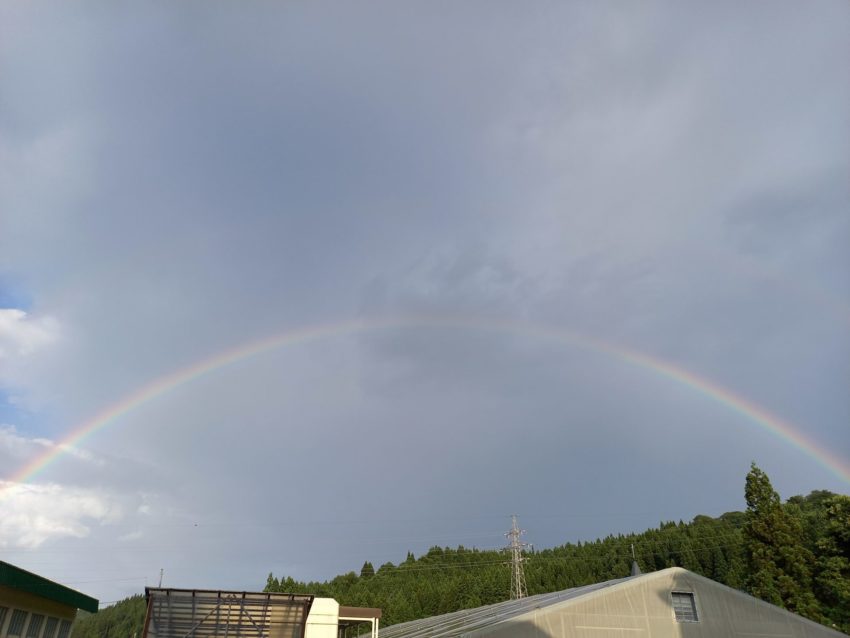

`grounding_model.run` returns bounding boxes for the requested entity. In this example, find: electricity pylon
[504,514,529,600]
